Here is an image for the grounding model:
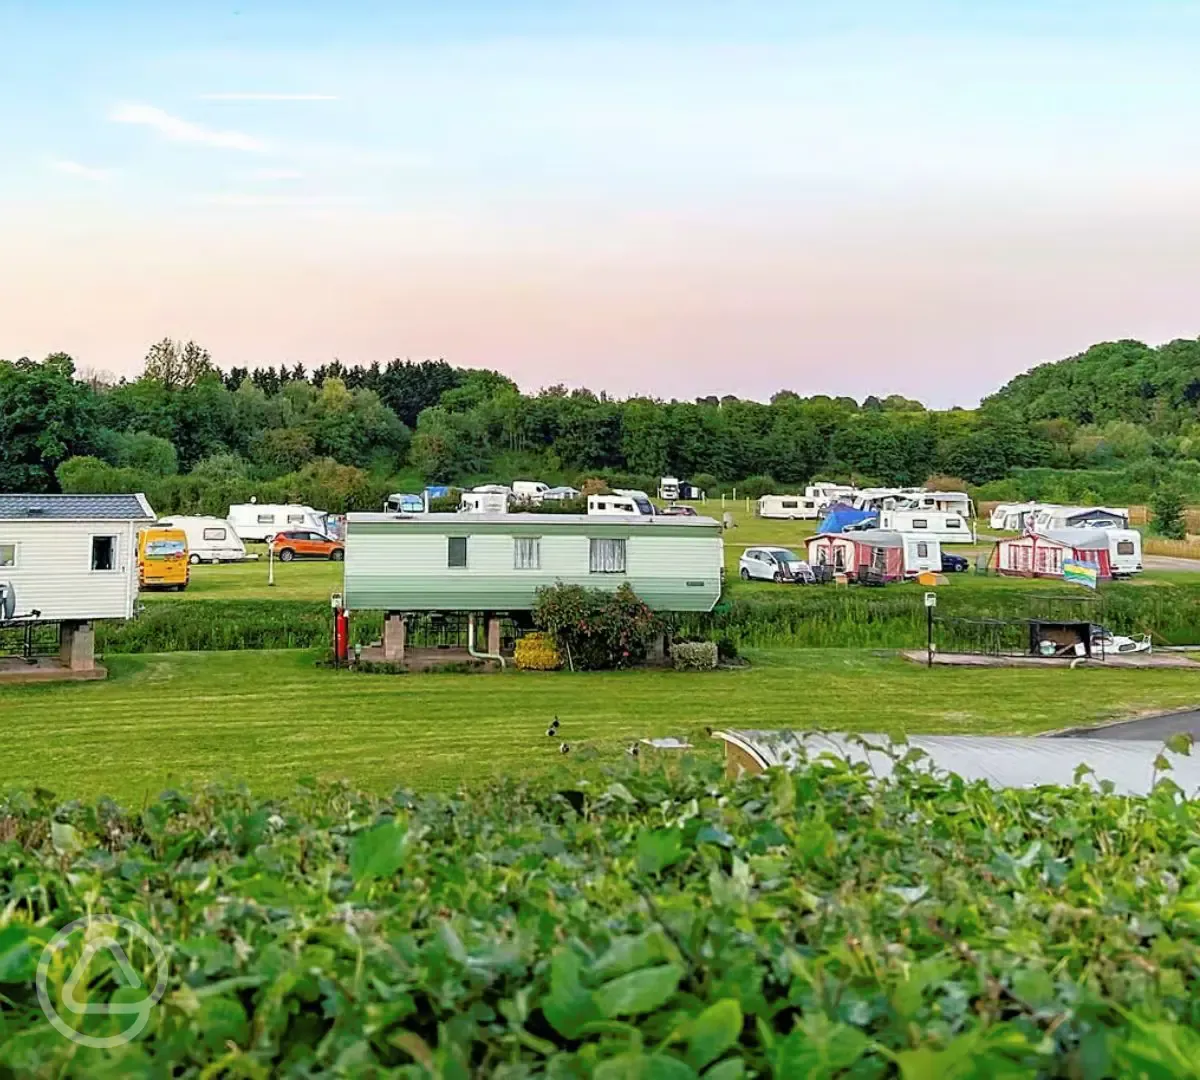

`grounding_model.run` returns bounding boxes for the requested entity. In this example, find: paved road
[1144,555,1200,572]
[1056,710,1200,741]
